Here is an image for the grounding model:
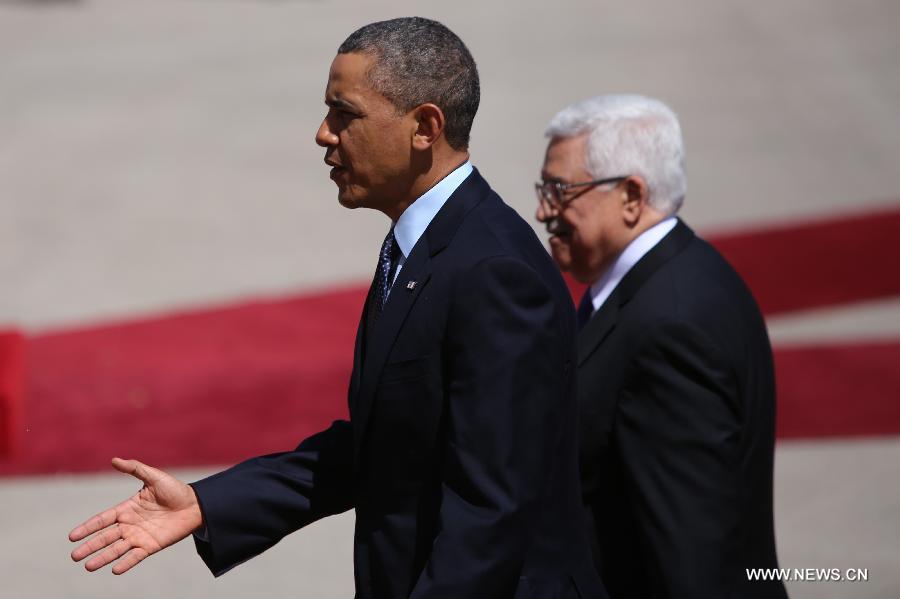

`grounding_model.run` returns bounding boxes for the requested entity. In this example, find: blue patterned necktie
[369,227,400,327]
